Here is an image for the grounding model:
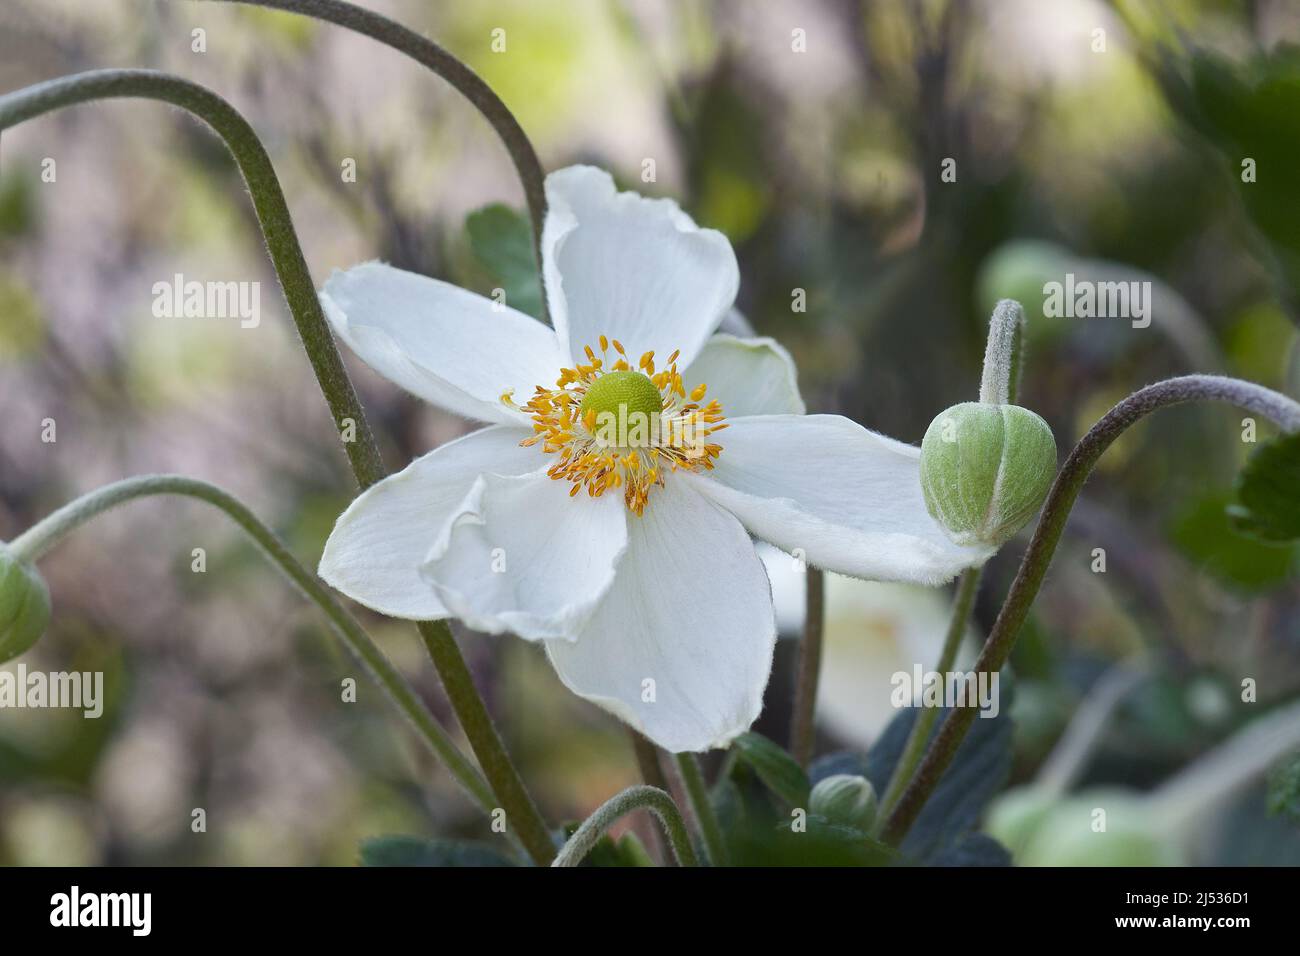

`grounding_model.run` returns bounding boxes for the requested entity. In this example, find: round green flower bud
[0,543,51,663]
[809,774,878,831]
[919,402,1057,548]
